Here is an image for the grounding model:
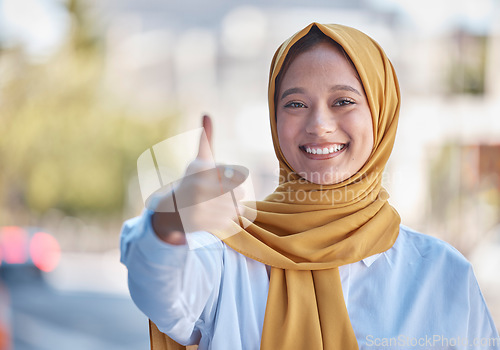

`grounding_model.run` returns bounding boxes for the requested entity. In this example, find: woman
[120,23,500,349]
